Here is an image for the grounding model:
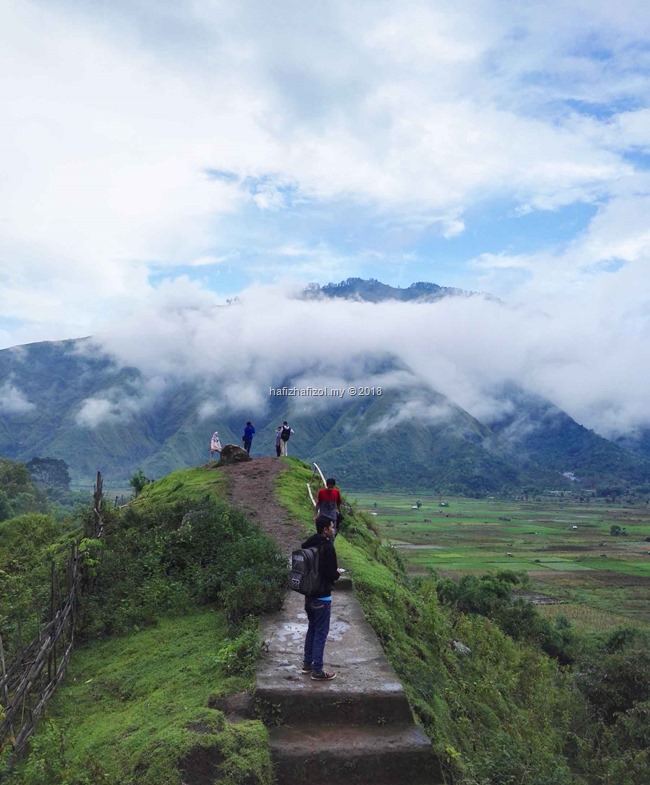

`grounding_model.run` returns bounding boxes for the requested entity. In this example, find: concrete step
[256,589,413,726]
[270,722,441,785]
[256,675,413,725]
[257,588,443,784]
